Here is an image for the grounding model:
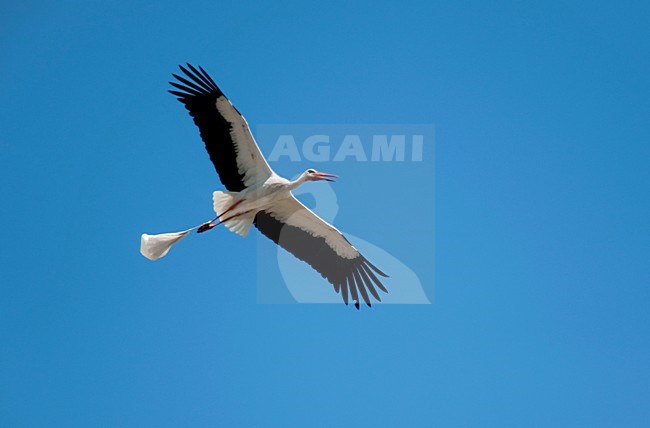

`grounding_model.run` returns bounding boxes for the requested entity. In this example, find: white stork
[141,64,388,308]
